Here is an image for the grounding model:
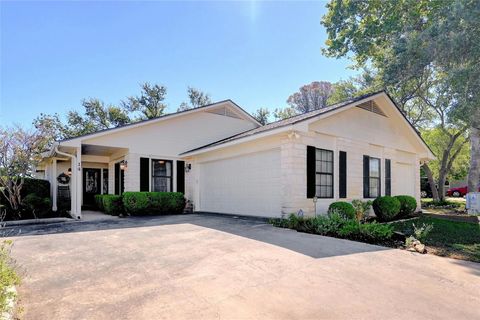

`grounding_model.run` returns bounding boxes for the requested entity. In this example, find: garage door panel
[199,149,281,217]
